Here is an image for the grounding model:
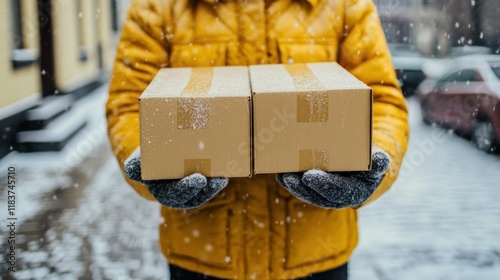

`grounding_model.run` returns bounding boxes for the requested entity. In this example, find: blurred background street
[1,85,499,279]
[1,0,500,279]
